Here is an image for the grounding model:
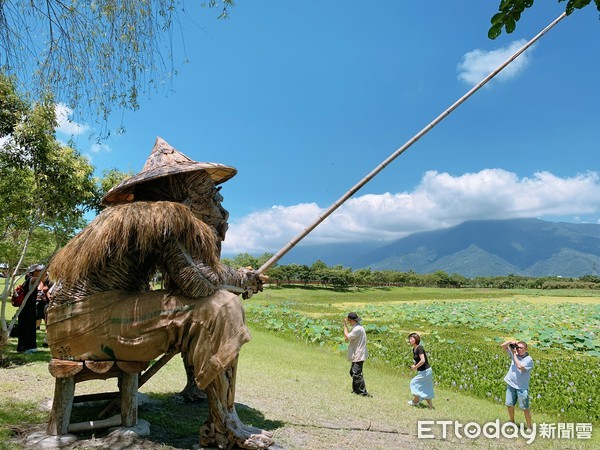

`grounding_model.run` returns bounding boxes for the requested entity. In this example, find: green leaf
[505,18,516,34]
[491,12,506,25]
[488,23,503,40]
[570,0,593,10]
